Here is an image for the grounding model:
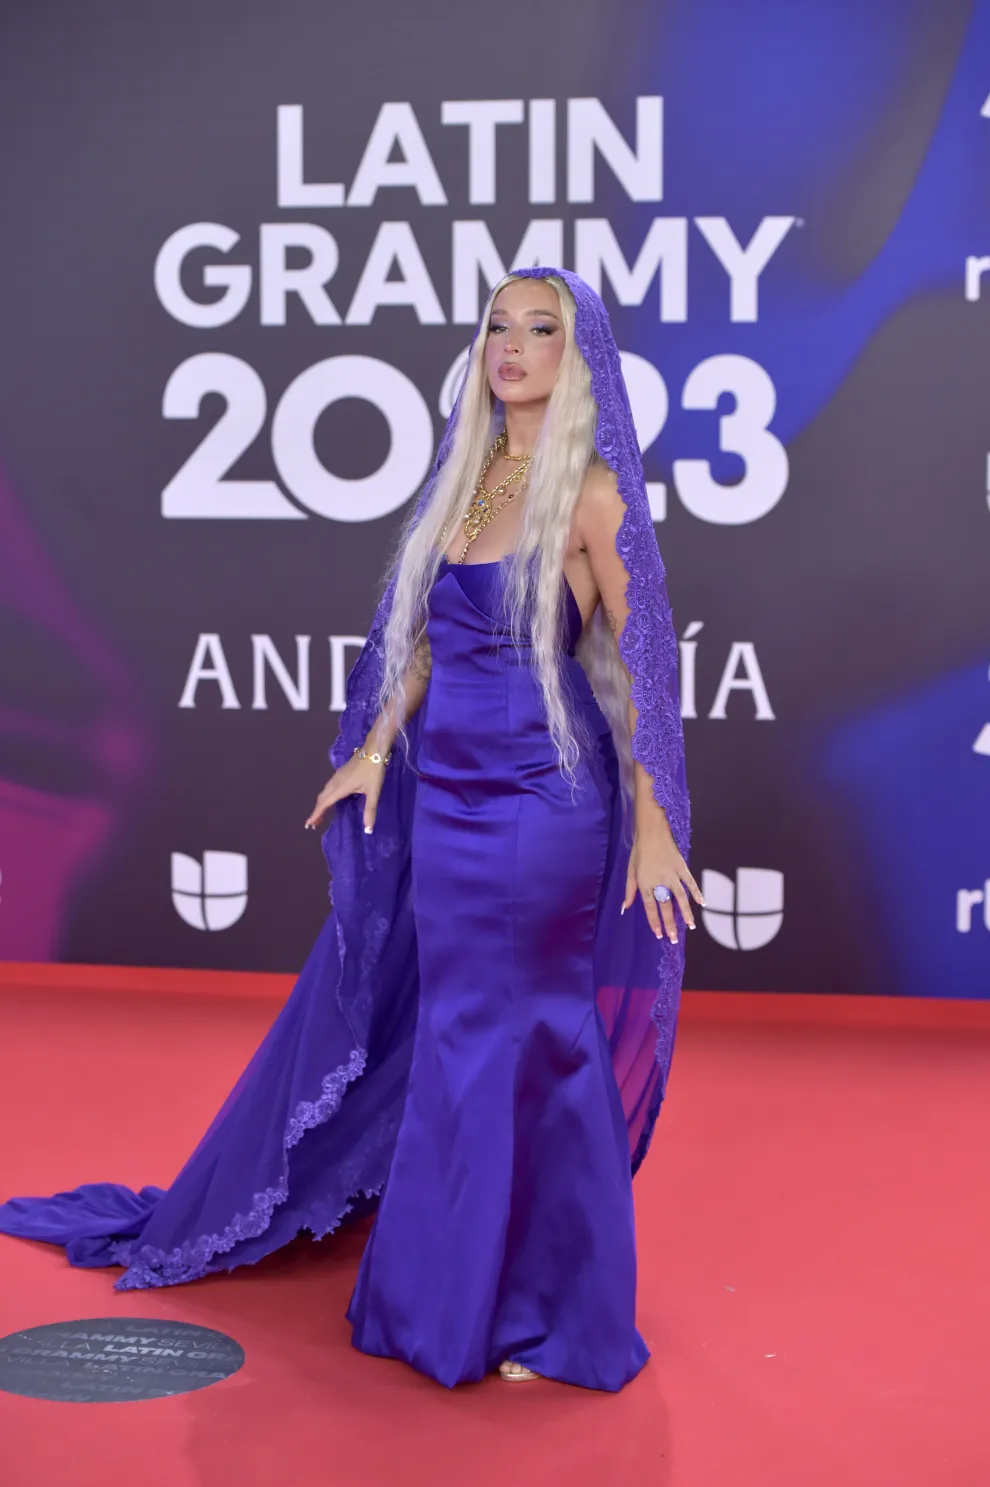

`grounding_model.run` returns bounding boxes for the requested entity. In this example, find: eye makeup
[487,320,557,335]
